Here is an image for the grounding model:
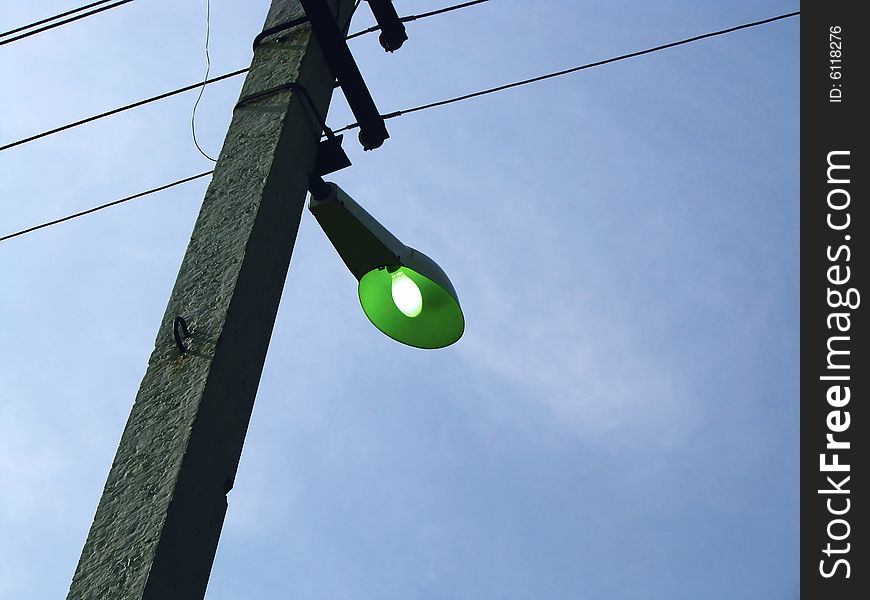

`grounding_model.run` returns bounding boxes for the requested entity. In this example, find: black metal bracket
[313,134,352,176]
[299,0,389,150]
[173,316,192,354]
[365,0,407,52]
